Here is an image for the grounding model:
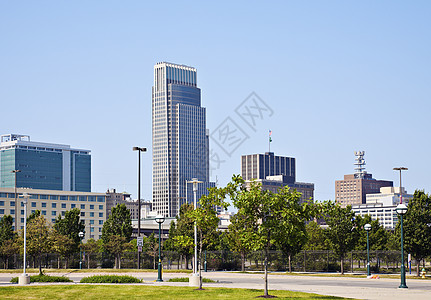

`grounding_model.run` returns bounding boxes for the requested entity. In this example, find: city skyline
[1,1,430,204]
